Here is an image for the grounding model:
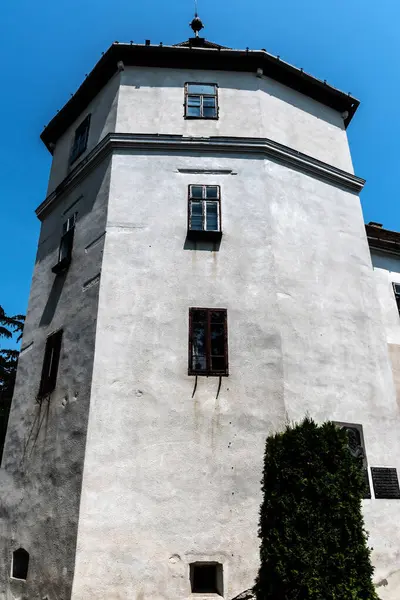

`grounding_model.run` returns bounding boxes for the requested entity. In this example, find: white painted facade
[2,39,400,600]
